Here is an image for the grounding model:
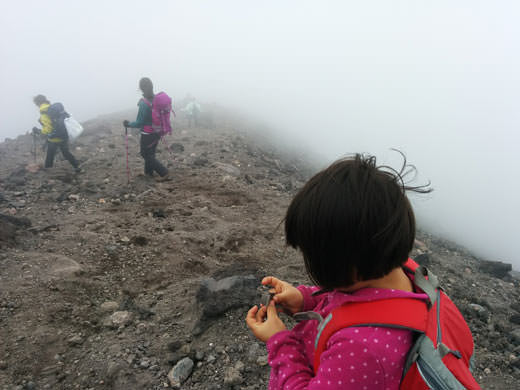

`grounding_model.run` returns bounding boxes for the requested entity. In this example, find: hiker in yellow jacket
[33,95,80,172]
